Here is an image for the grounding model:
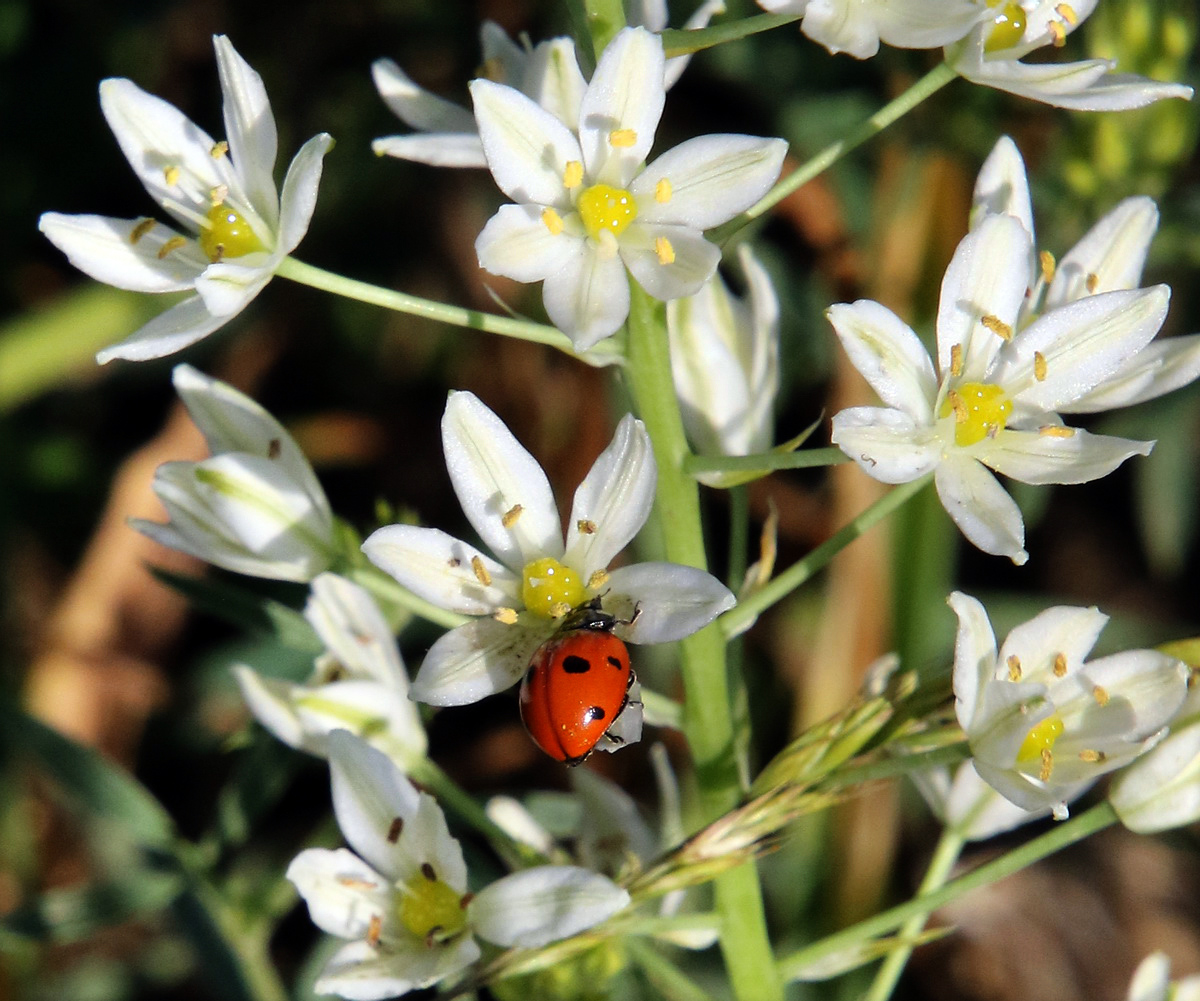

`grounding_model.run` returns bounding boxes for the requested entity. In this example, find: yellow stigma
[522,557,586,618]
[398,872,467,942]
[985,1,1027,52]
[576,184,638,242]
[939,382,1013,447]
[199,202,265,262]
[1017,713,1064,764]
